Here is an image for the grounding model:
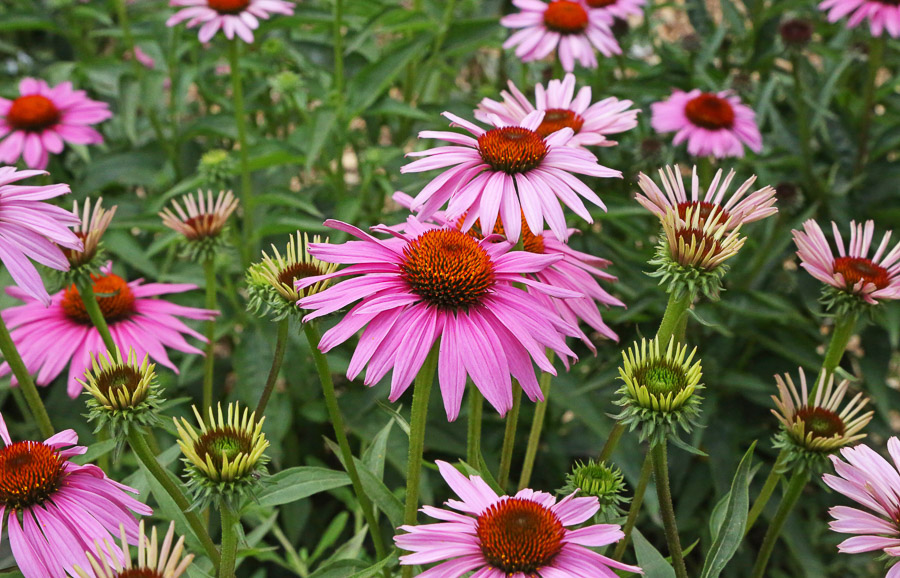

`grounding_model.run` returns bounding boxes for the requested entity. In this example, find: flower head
[779,18,814,46]
[76,520,194,578]
[166,0,295,43]
[64,196,116,275]
[247,231,338,321]
[395,461,642,577]
[560,459,629,519]
[160,189,239,261]
[297,218,582,421]
[0,411,152,578]
[197,149,235,189]
[584,0,646,19]
[793,219,900,310]
[401,110,620,244]
[0,78,111,169]
[823,437,900,574]
[612,337,703,444]
[651,89,762,158]
[0,263,217,397]
[772,368,873,473]
[0,166,81,306]
[501,0,622,72]
[476,73,639,148]
[819,0,900,37]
